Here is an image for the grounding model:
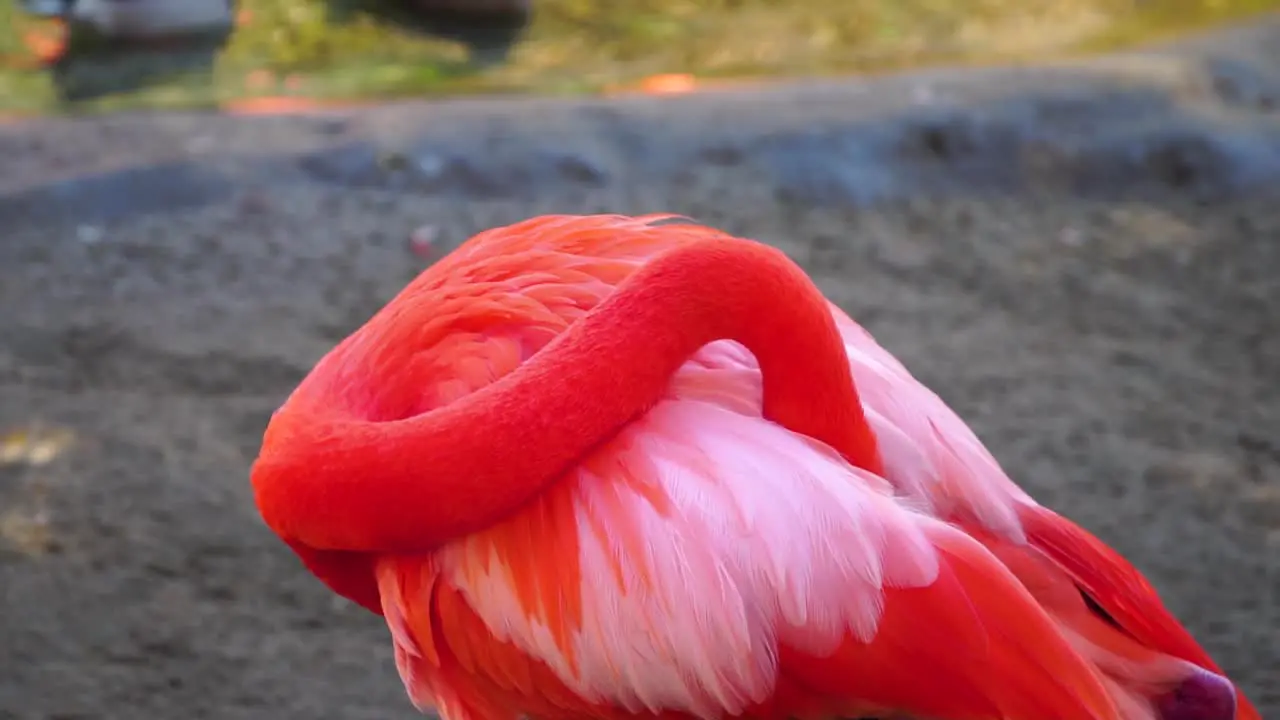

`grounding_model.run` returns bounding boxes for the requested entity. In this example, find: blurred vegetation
[1,0,1278,113]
